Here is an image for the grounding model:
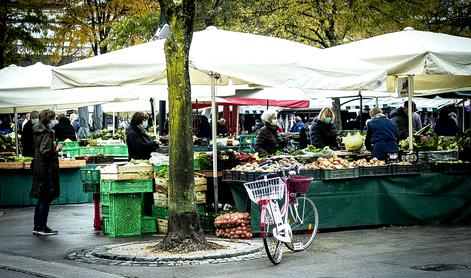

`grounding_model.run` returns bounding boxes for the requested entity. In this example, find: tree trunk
[155,0,209,253]
[332,97,342,130]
